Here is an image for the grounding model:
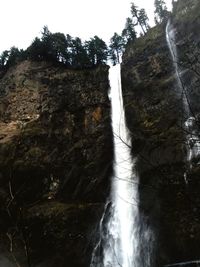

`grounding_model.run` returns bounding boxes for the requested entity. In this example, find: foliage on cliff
[0,27,108,72]
[0,3,160,70]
